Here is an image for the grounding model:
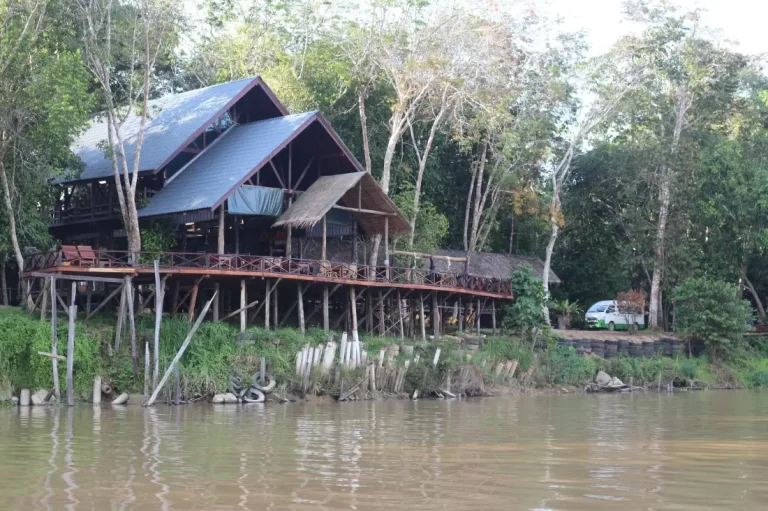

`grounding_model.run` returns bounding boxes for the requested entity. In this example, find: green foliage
[140,221,177,263]
[672,277,753,358]
[502,266,547,339]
